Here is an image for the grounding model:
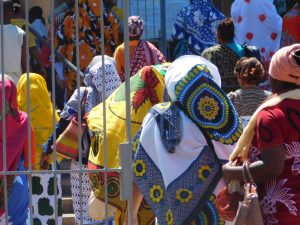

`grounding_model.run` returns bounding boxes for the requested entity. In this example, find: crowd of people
[0,0,300,225]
